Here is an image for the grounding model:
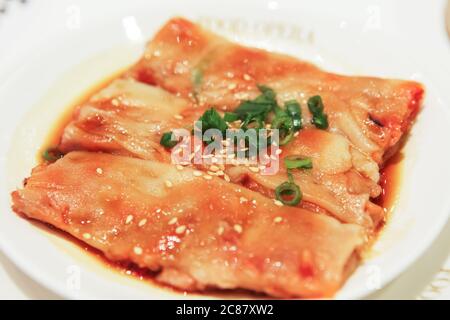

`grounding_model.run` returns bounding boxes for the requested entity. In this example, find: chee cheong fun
[11,17,424,298]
